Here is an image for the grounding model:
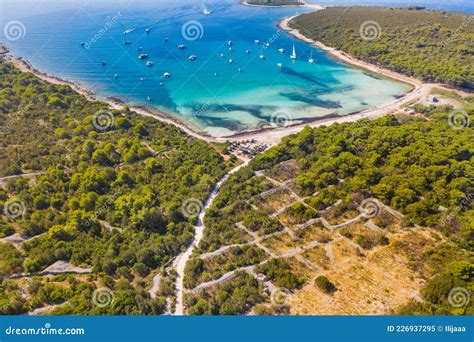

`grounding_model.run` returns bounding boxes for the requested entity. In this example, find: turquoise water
[1,0,412,137]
